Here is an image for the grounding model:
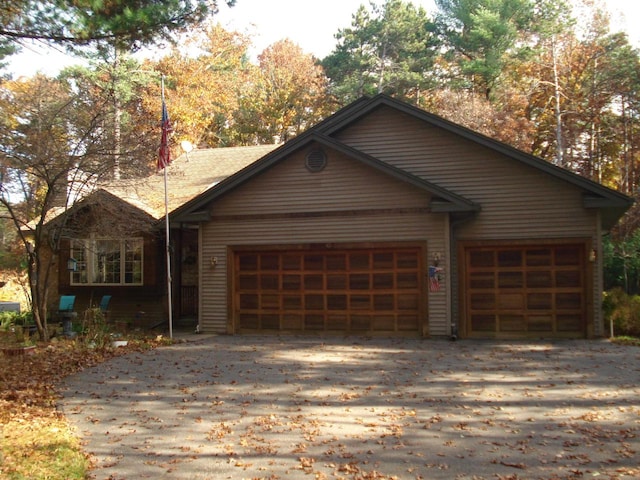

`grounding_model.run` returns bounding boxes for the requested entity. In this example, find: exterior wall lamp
[210,256,218,268]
